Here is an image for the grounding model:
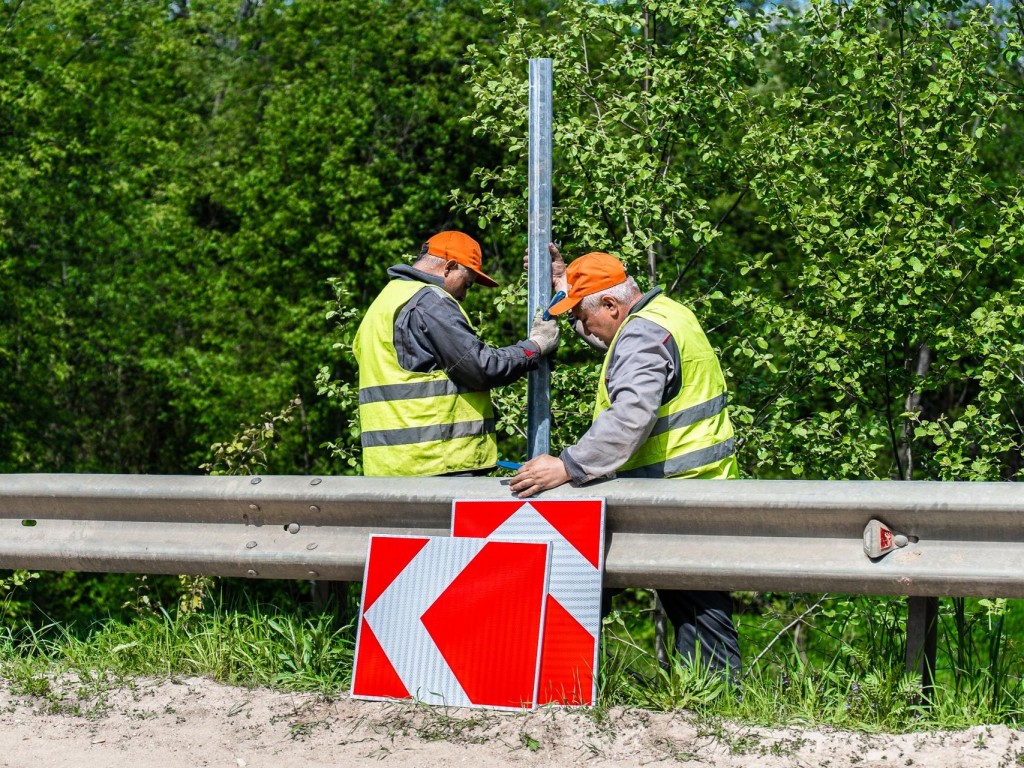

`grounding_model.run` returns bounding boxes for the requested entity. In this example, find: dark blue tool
[543,290,567,321]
